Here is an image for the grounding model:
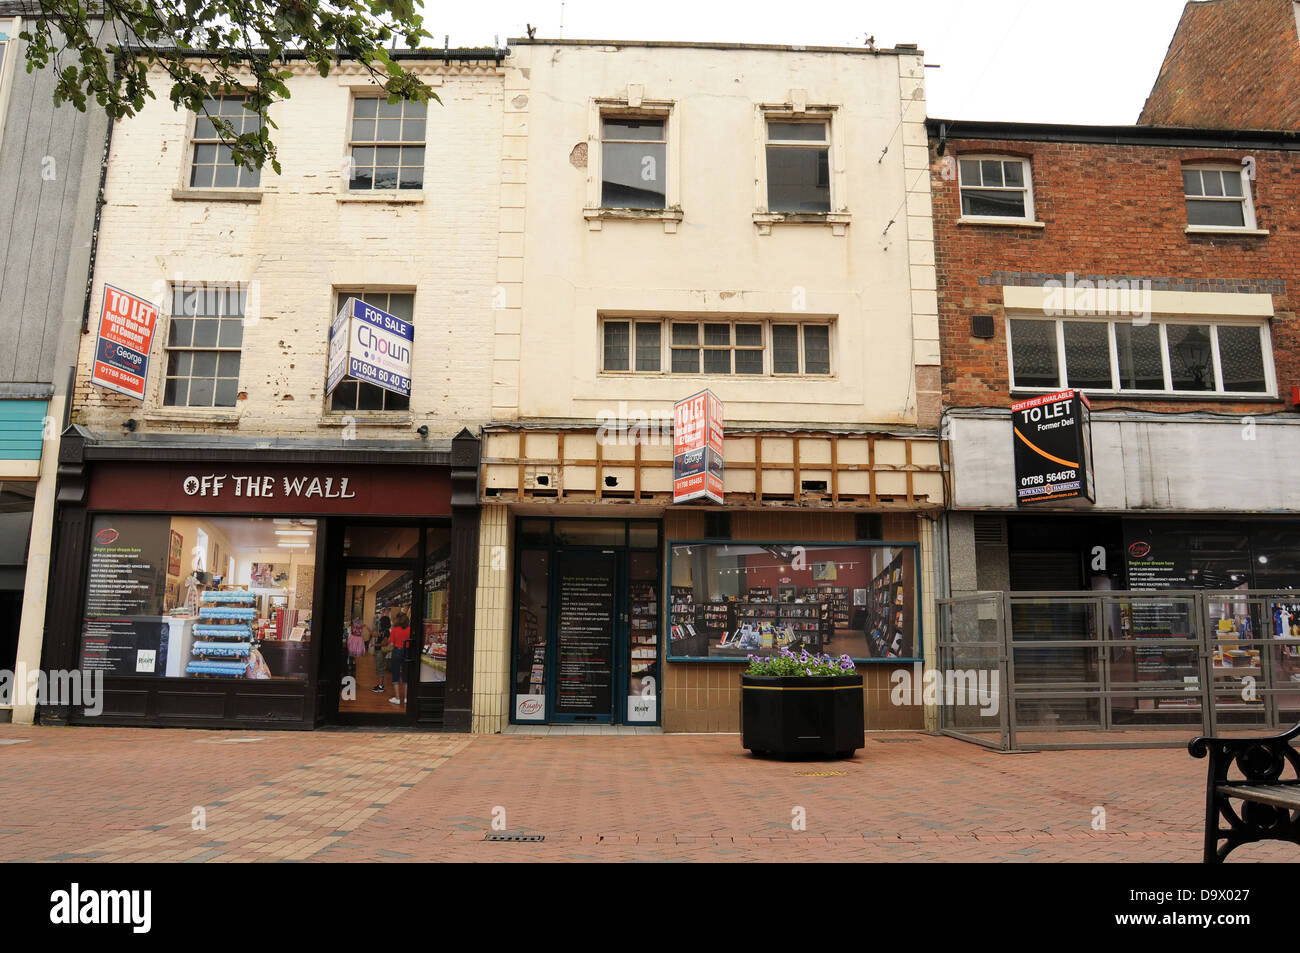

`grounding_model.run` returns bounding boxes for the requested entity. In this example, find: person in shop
[370,612,392,694]
[388,611,412,706]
